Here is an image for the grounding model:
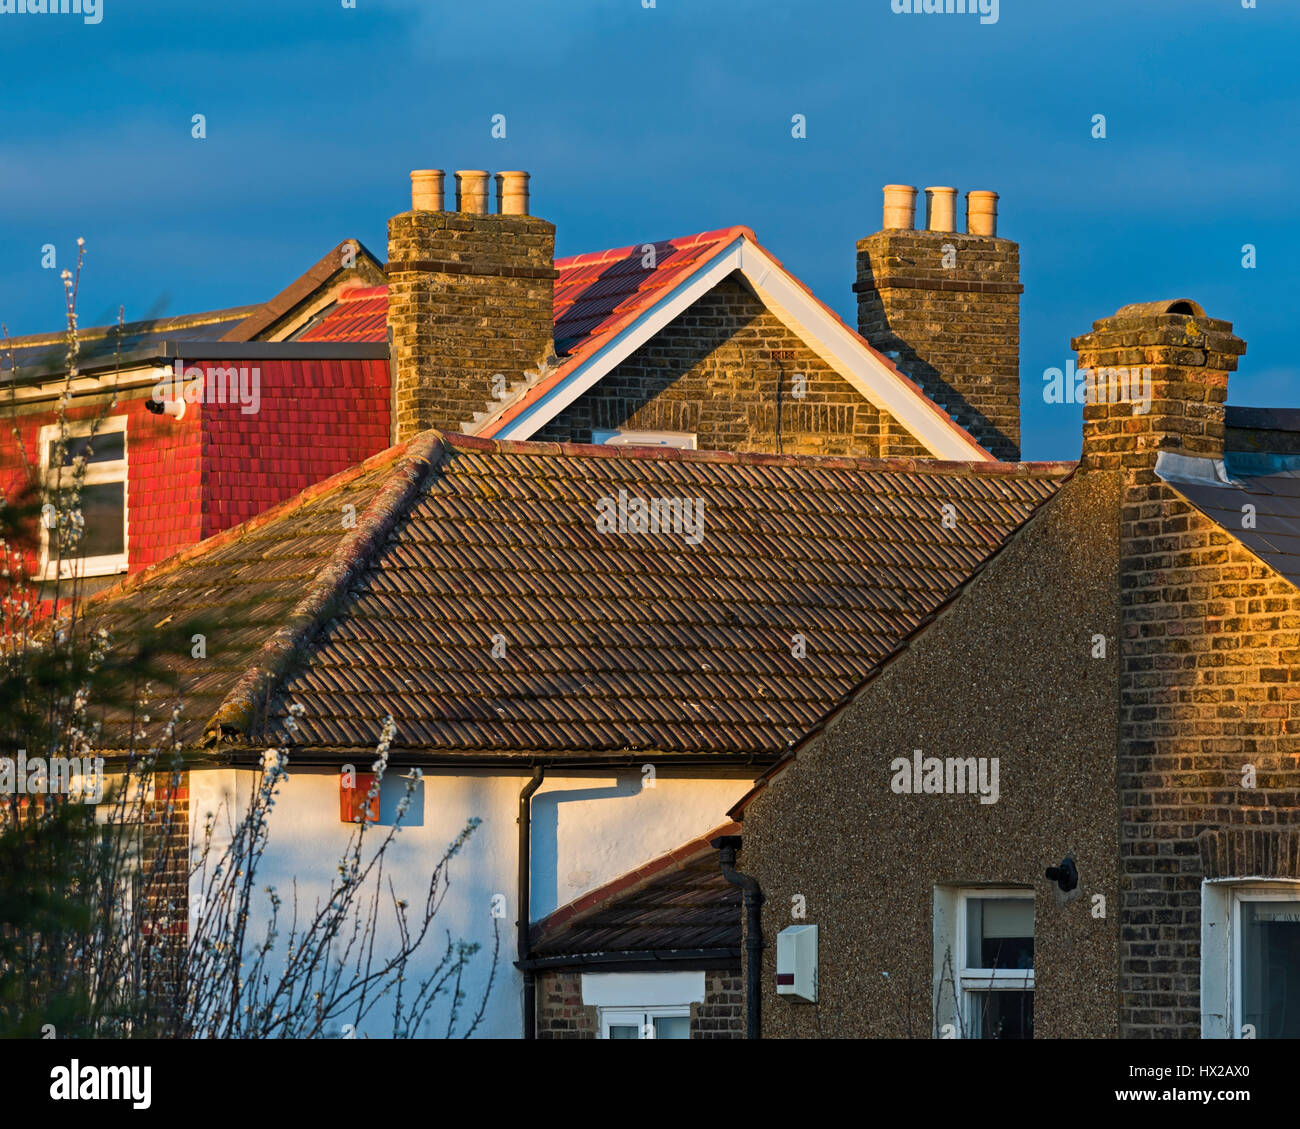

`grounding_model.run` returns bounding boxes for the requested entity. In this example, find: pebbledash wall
[738,299,1293,1040]
[189,767,748,1038]
[738,468,1123,1038]
[534,276,929,458]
